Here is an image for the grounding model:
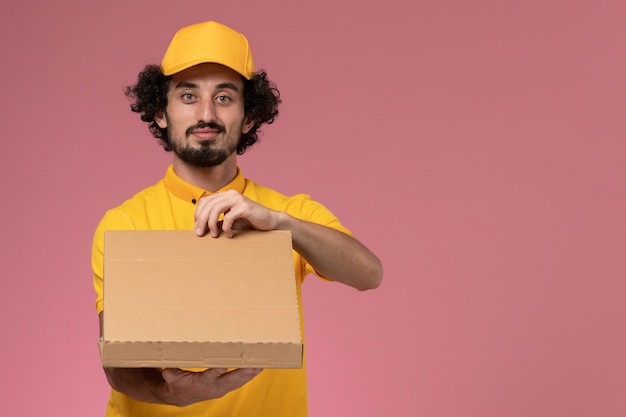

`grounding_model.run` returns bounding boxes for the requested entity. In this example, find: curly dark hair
[124,64,281,154]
